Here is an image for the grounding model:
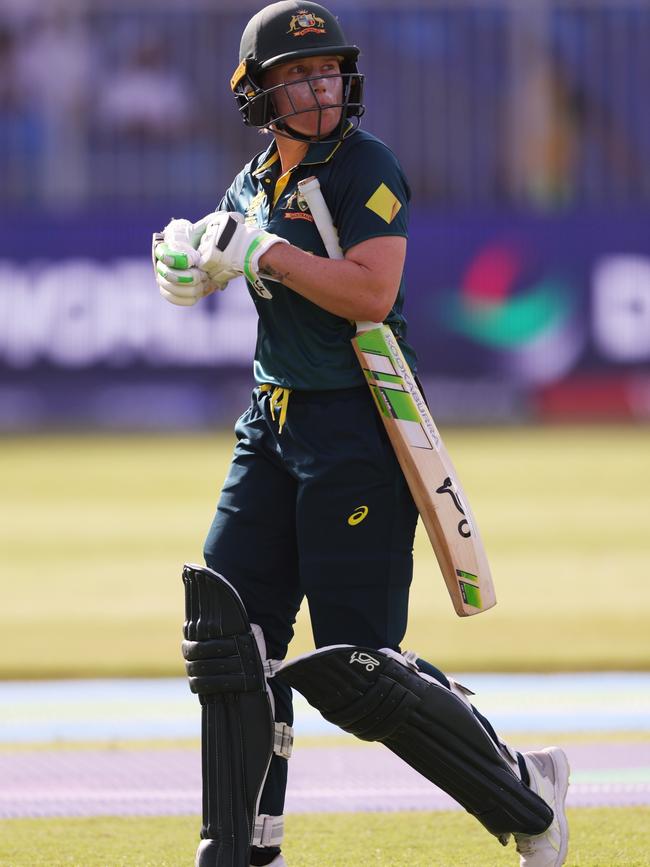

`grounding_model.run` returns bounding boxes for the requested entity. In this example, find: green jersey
[218,128,417,390]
